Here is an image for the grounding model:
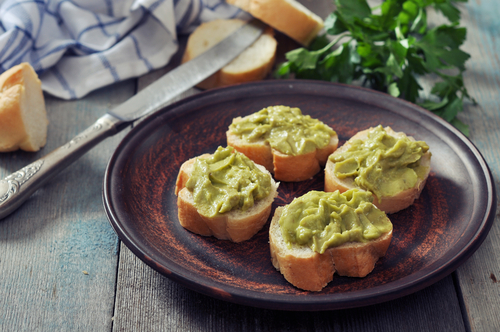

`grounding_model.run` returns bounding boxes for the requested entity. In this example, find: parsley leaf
[276,0,474,135]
